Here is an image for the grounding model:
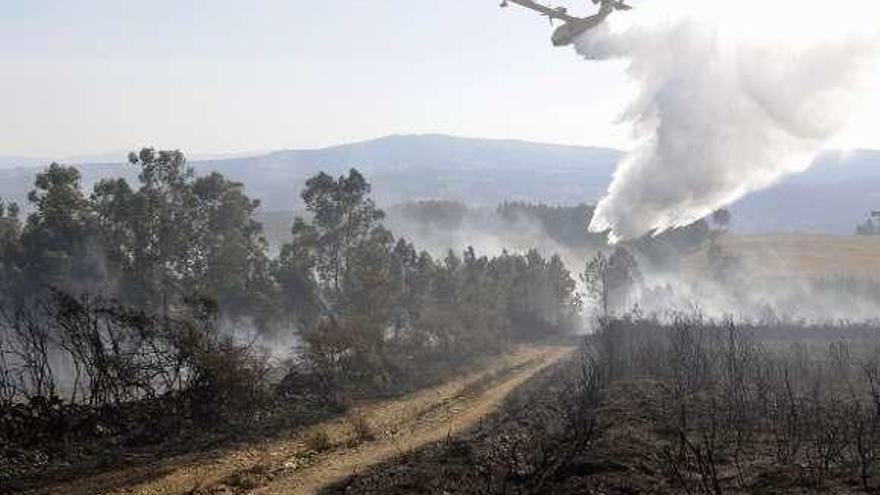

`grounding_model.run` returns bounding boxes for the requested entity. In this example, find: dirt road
[33,344,573,495]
